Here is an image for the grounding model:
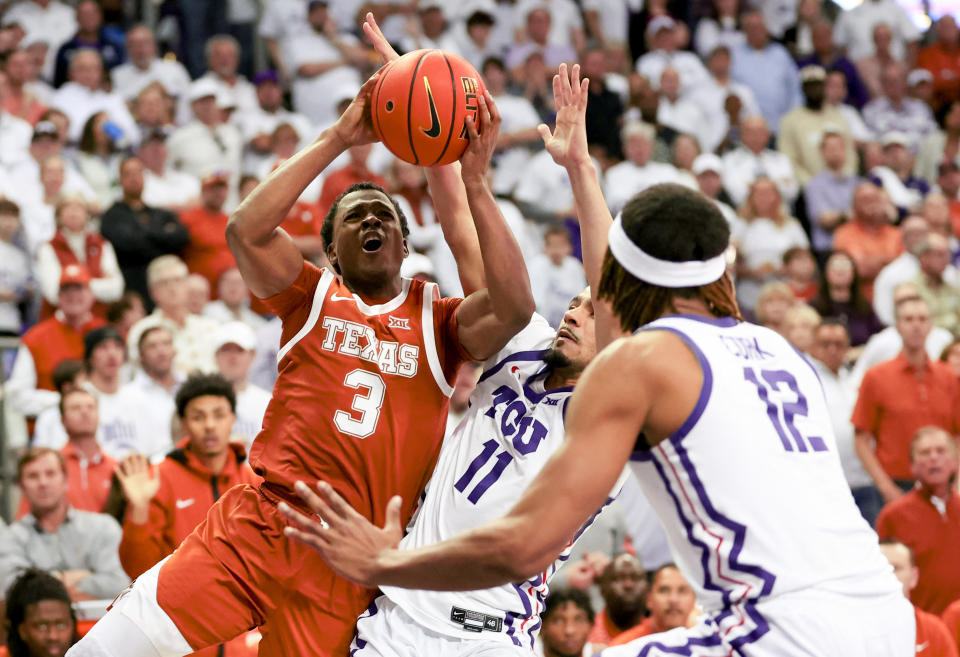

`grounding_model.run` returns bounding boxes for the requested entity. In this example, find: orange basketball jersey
[252,262,468,529]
